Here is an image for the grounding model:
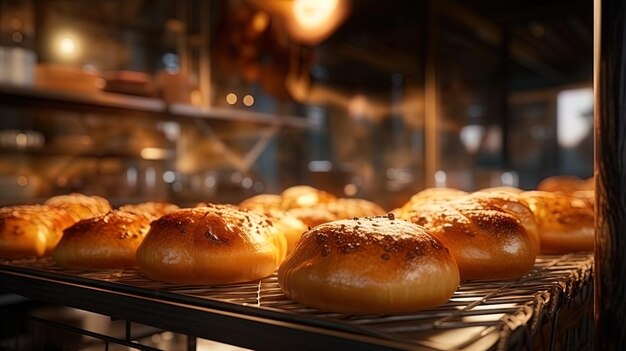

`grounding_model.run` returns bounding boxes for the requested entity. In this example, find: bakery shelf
[168,104,310,129]
[0,253,593,351]
[0,84,165,113]
[0,84,309,128]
